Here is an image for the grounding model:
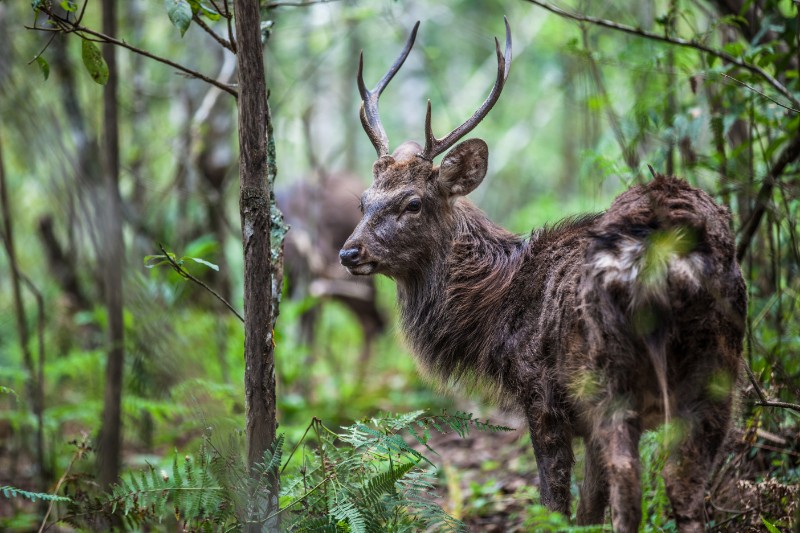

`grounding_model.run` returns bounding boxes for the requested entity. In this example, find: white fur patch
[591,236,705,299]
[591,238,643,286]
